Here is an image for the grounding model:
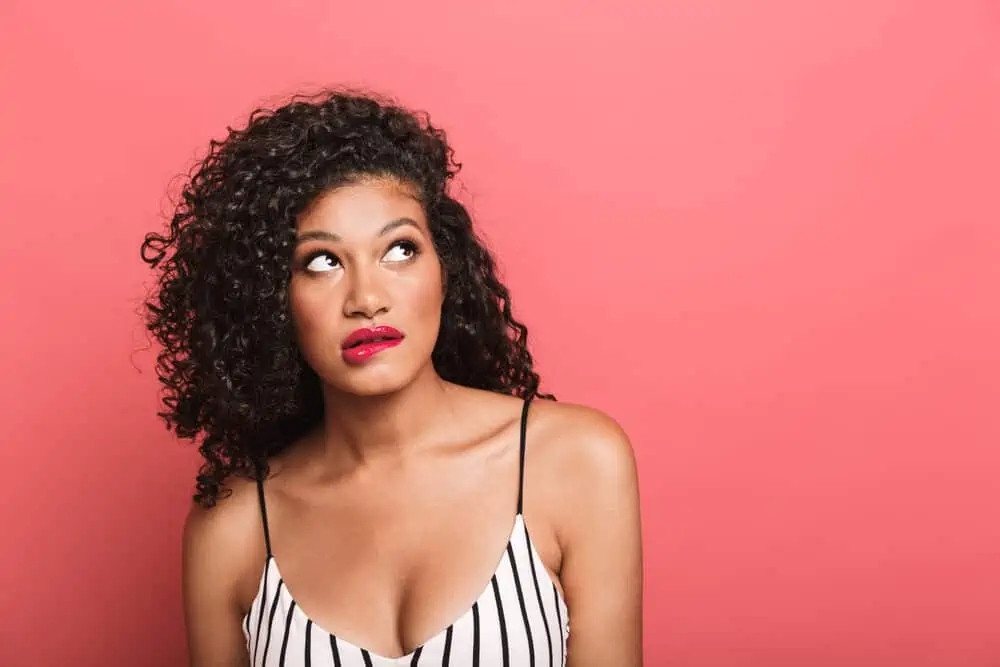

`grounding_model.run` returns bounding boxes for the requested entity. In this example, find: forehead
[297,178,426,237]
